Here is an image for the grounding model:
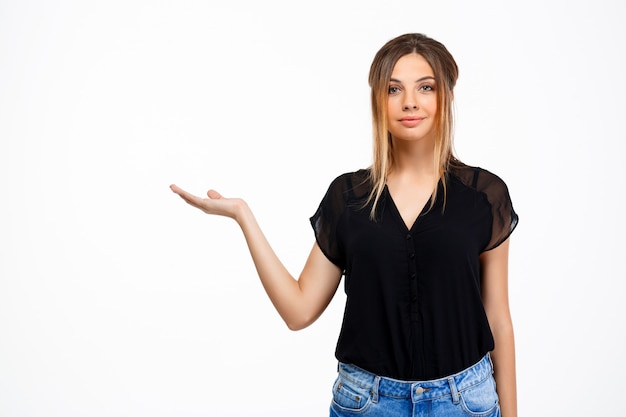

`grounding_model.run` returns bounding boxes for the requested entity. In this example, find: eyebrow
[389,76,436,83]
